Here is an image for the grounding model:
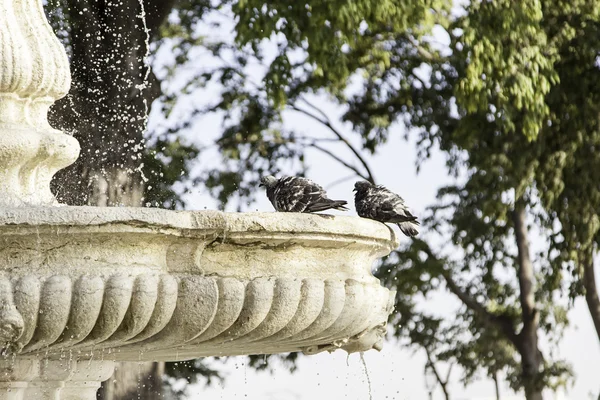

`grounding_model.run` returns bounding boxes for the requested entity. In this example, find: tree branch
[493,371,501,400]
[290,102,376,184]
[309,143,369,181]
[424,346,450,400]
[406,34,442,63]
[298,96,334,125]
[293,135,341,144]
[442,272,519,347]
[445,362,453,383]
[411,72,429,90]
